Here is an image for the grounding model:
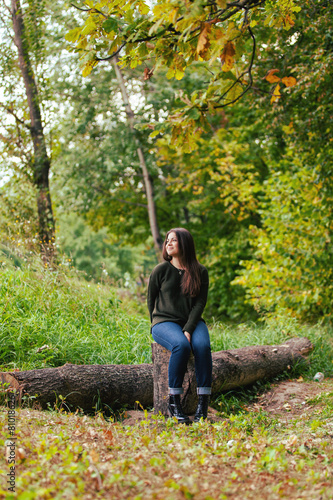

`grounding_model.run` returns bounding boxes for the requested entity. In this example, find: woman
[147,228,212,423]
